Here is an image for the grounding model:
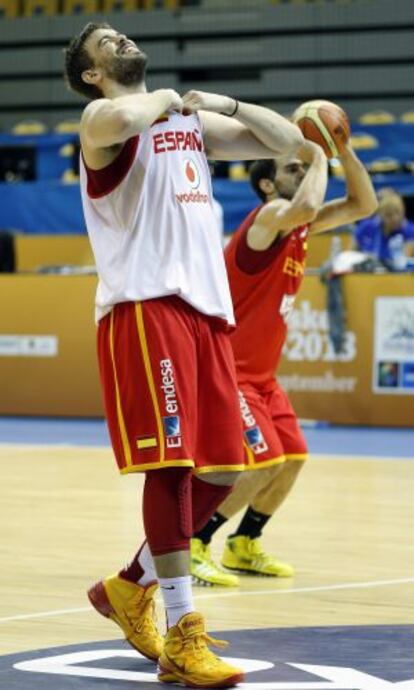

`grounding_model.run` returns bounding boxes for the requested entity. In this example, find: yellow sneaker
[158,611,244,688]
[221,535,294,577]
[191,538,239,587]
[87,574,163,661]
